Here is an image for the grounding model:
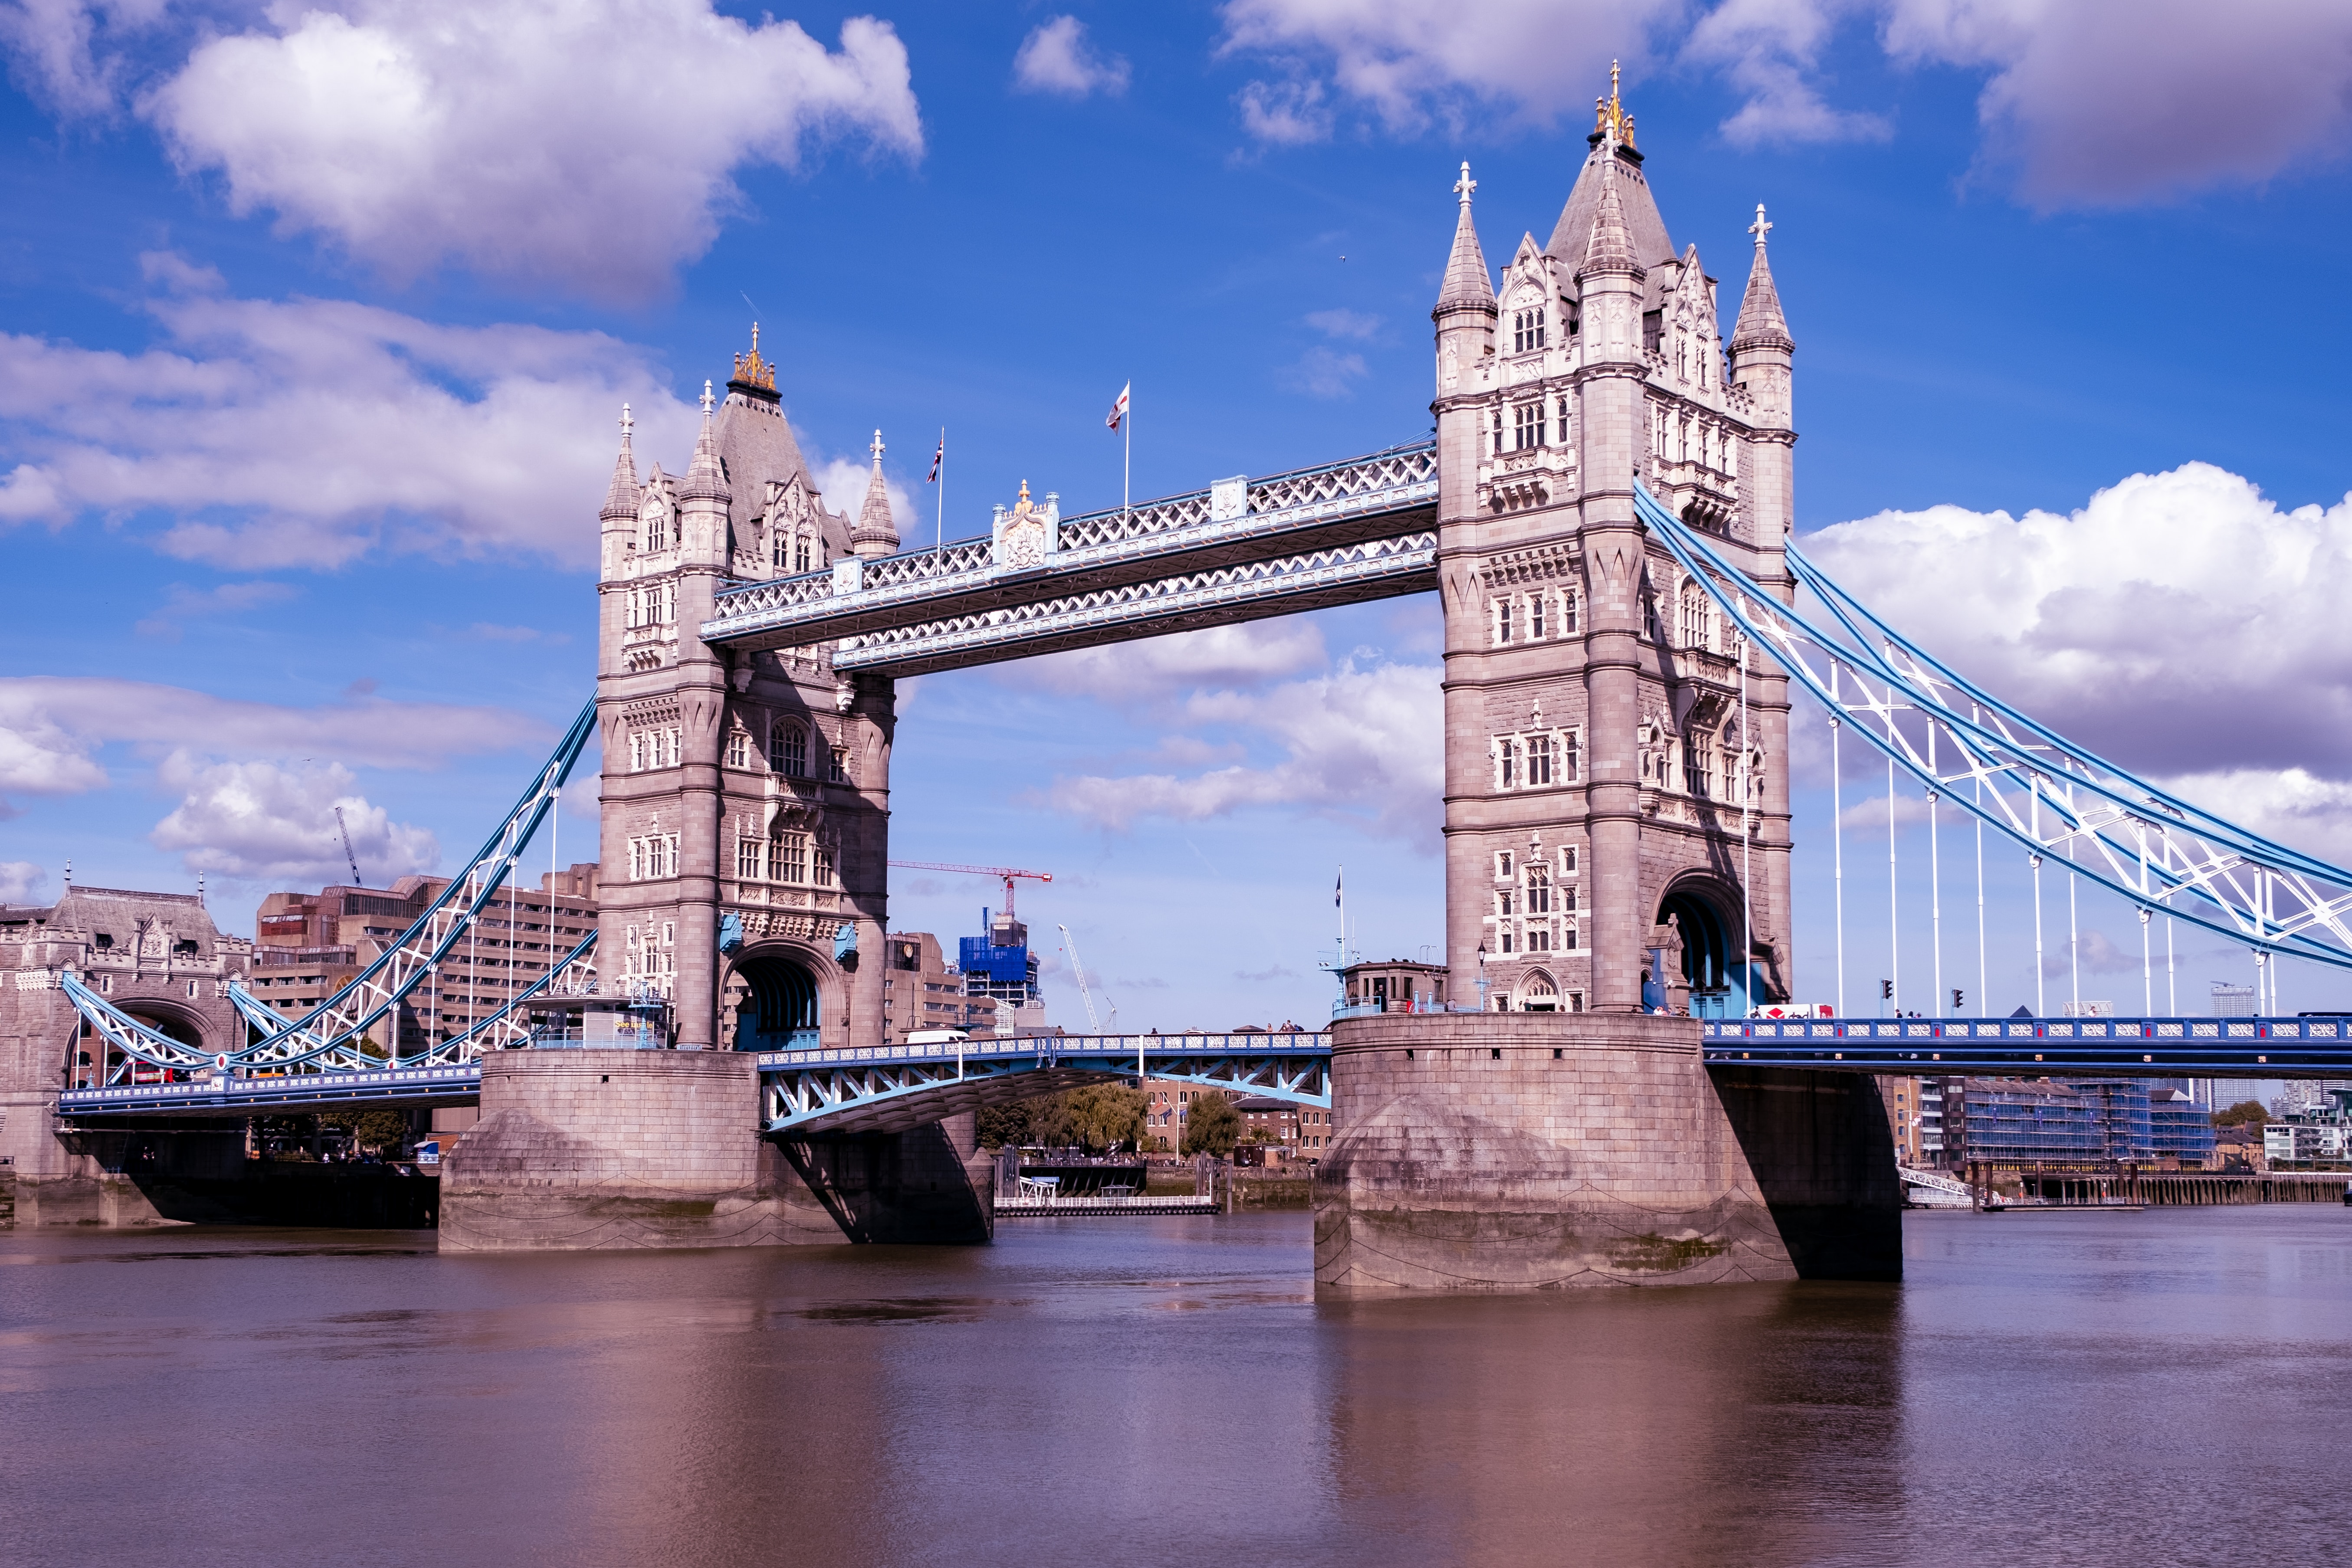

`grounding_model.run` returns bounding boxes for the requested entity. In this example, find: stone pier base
[1313,1013,1900,1292]
[439,1050,991,1252]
